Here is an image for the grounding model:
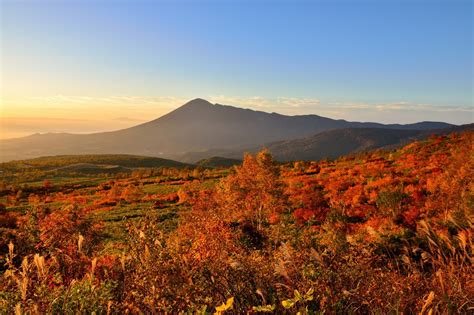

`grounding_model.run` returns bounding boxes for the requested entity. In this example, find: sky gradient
[1,0,473,139]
